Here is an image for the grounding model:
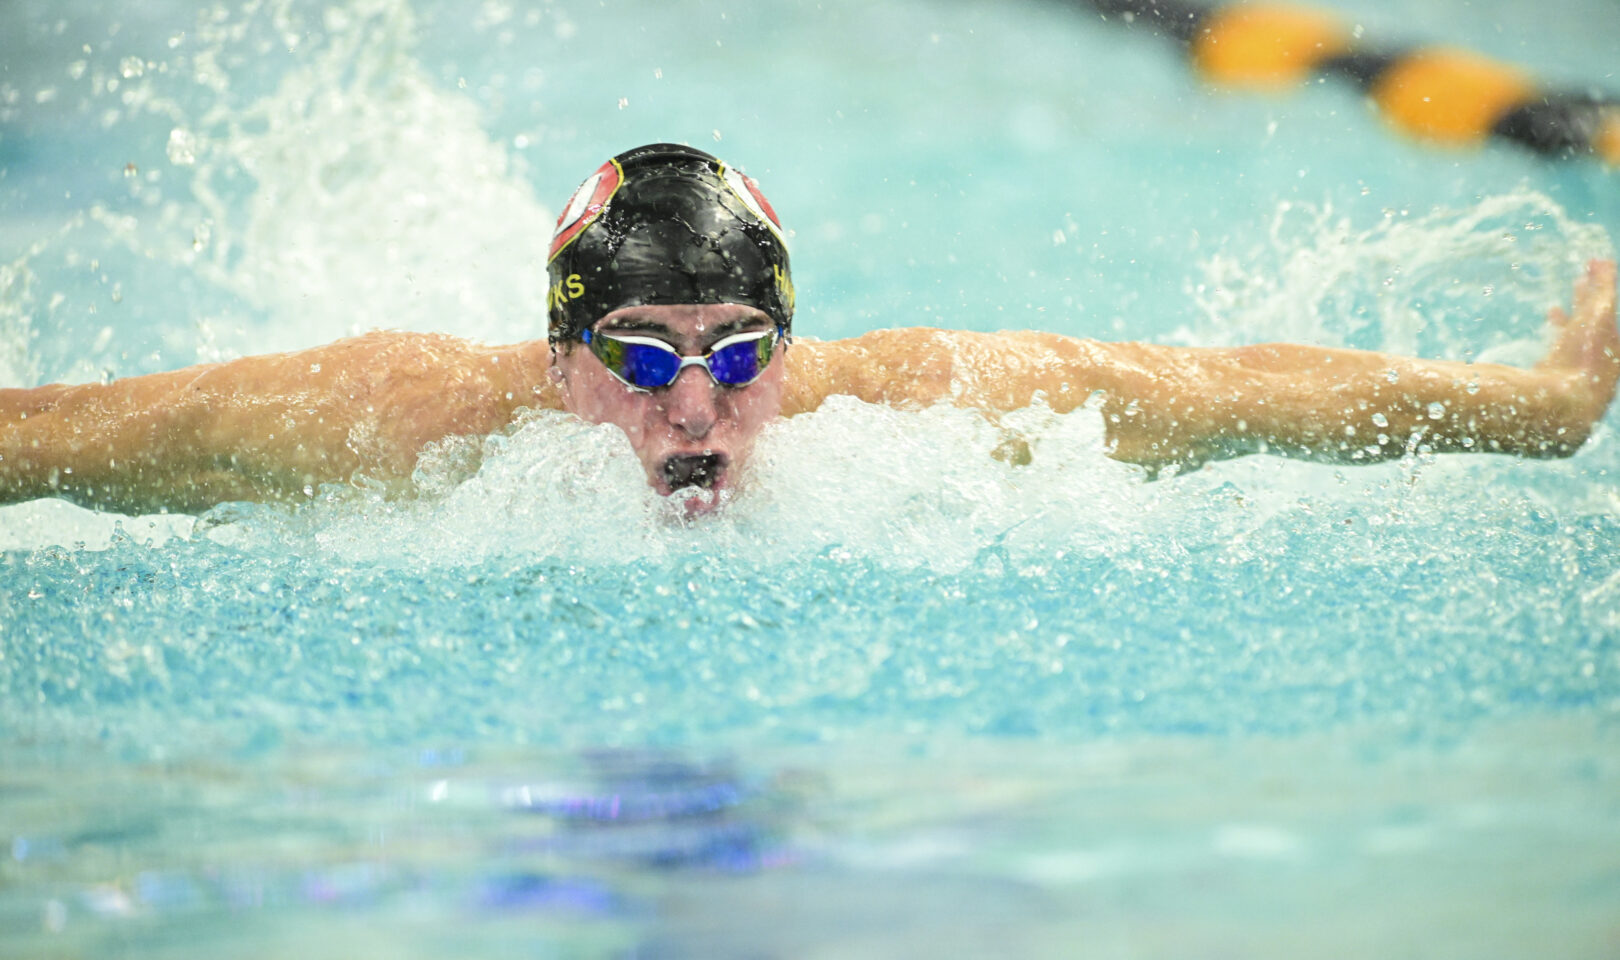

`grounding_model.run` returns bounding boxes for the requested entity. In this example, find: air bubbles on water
[165,128,196,166]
